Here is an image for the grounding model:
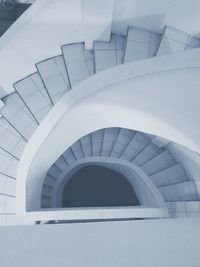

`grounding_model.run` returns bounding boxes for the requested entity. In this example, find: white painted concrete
[0,218,200,266]
[27,206,168,222]
[112,0,200,35]
[0,0,113,96]
[16,49,200,213]
[83,0,113,49]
